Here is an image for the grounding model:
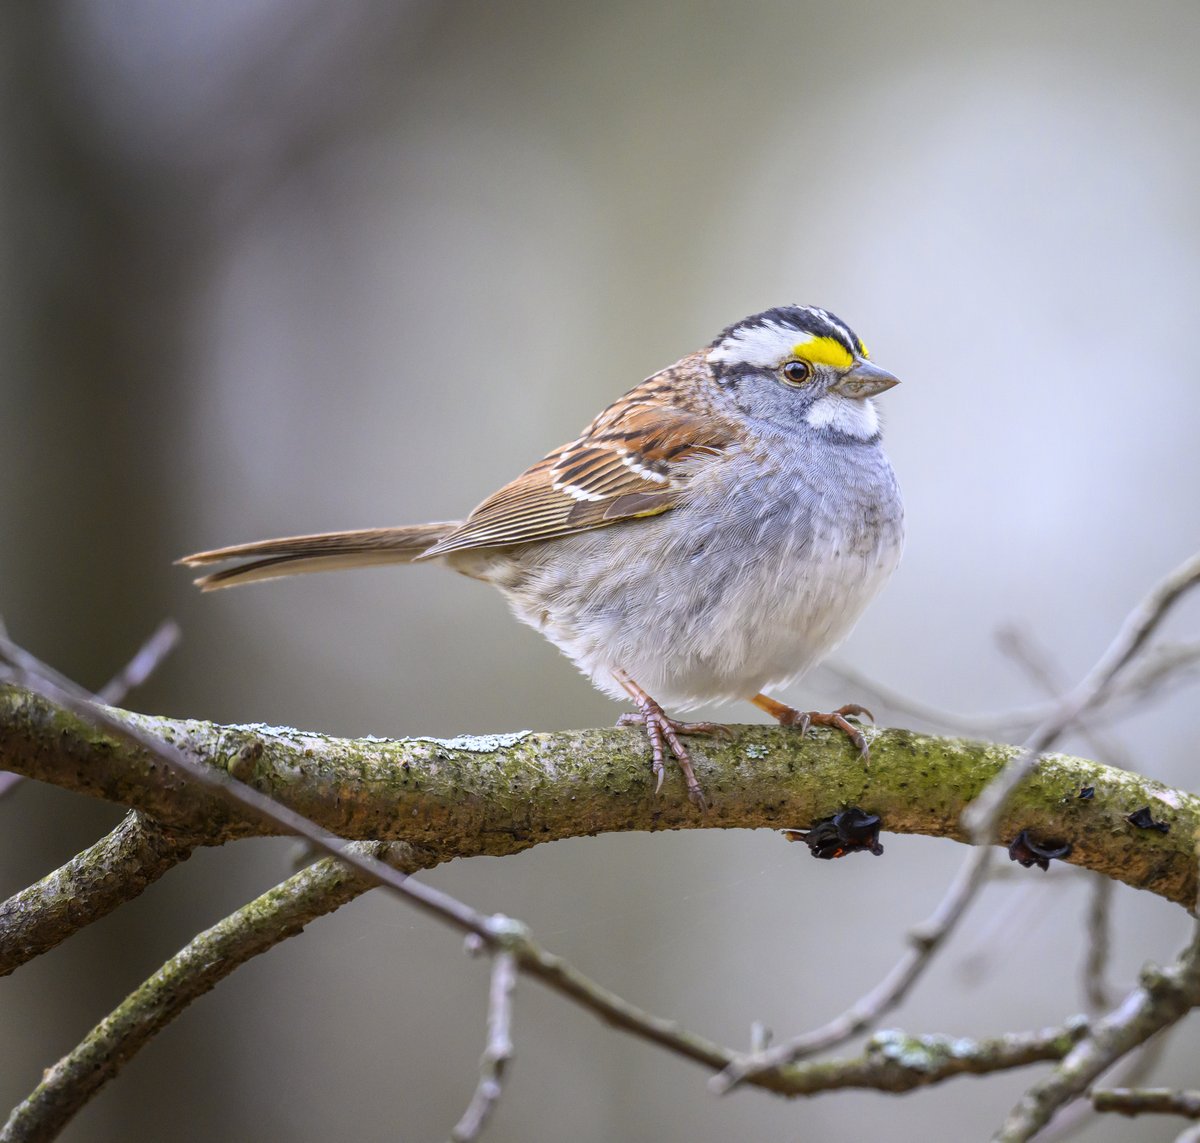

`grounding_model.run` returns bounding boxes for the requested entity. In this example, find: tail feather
[179,523,459,590]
